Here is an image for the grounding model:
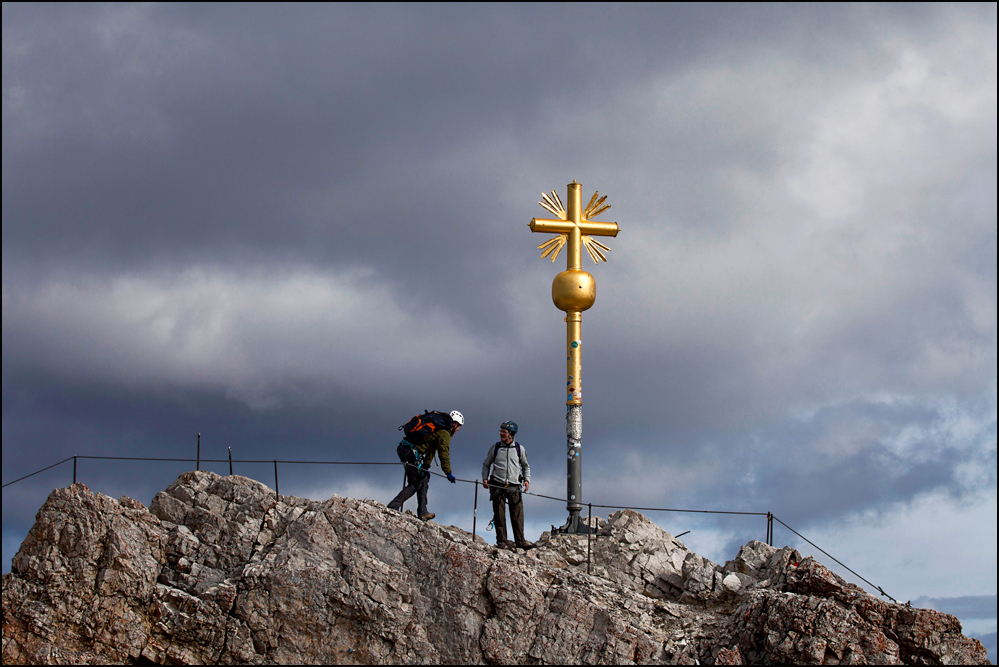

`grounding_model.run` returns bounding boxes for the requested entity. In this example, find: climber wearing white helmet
[388,410,464,521]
